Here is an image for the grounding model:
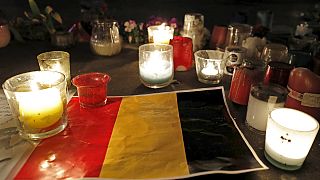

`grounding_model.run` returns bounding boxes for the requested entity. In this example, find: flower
[121,16,181,44]
[124,20,137,33]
